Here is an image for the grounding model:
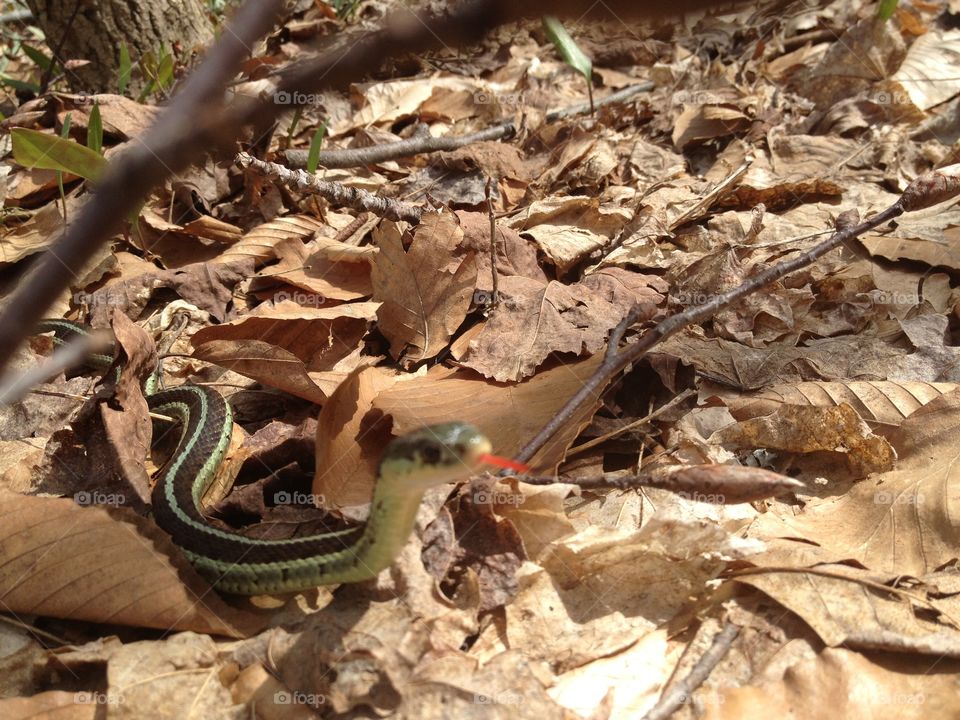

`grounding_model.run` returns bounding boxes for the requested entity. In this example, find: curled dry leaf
[0,492,260,636]
[748,389,960,576]
[313,365,399,506]
[191,301,378,404]
[712,403,896,477]
[374,355,605,472]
